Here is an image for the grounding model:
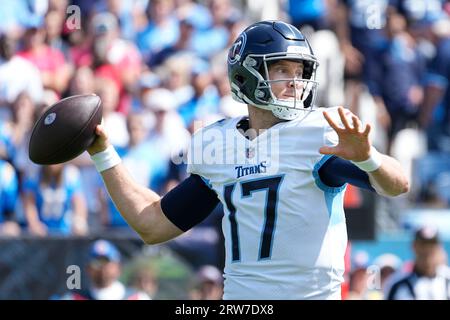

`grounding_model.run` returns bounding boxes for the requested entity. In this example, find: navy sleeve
[318,156,375,191]
[160,174,220,232]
